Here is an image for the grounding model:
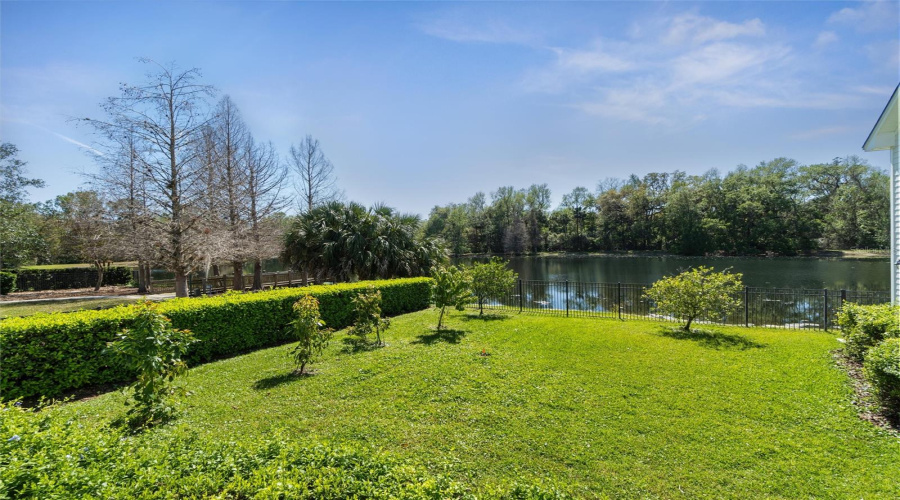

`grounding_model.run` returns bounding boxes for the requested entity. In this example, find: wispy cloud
[827,0,899,33]
[813,31,839,49]
[662,13,765,45]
